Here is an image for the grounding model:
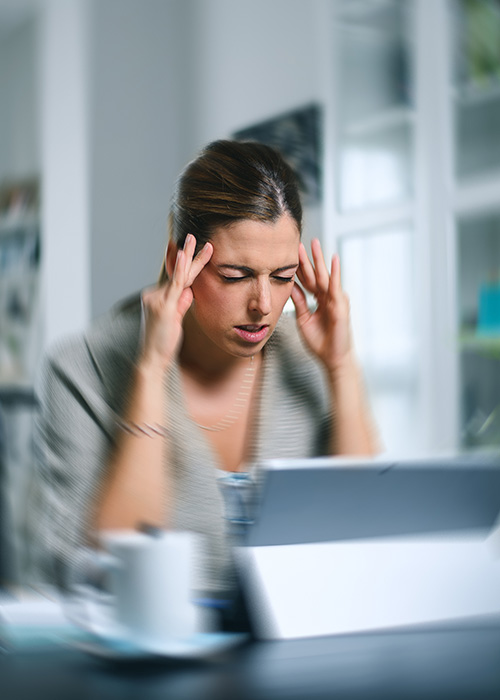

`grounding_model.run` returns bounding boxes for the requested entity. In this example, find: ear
[165,240,179,279]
